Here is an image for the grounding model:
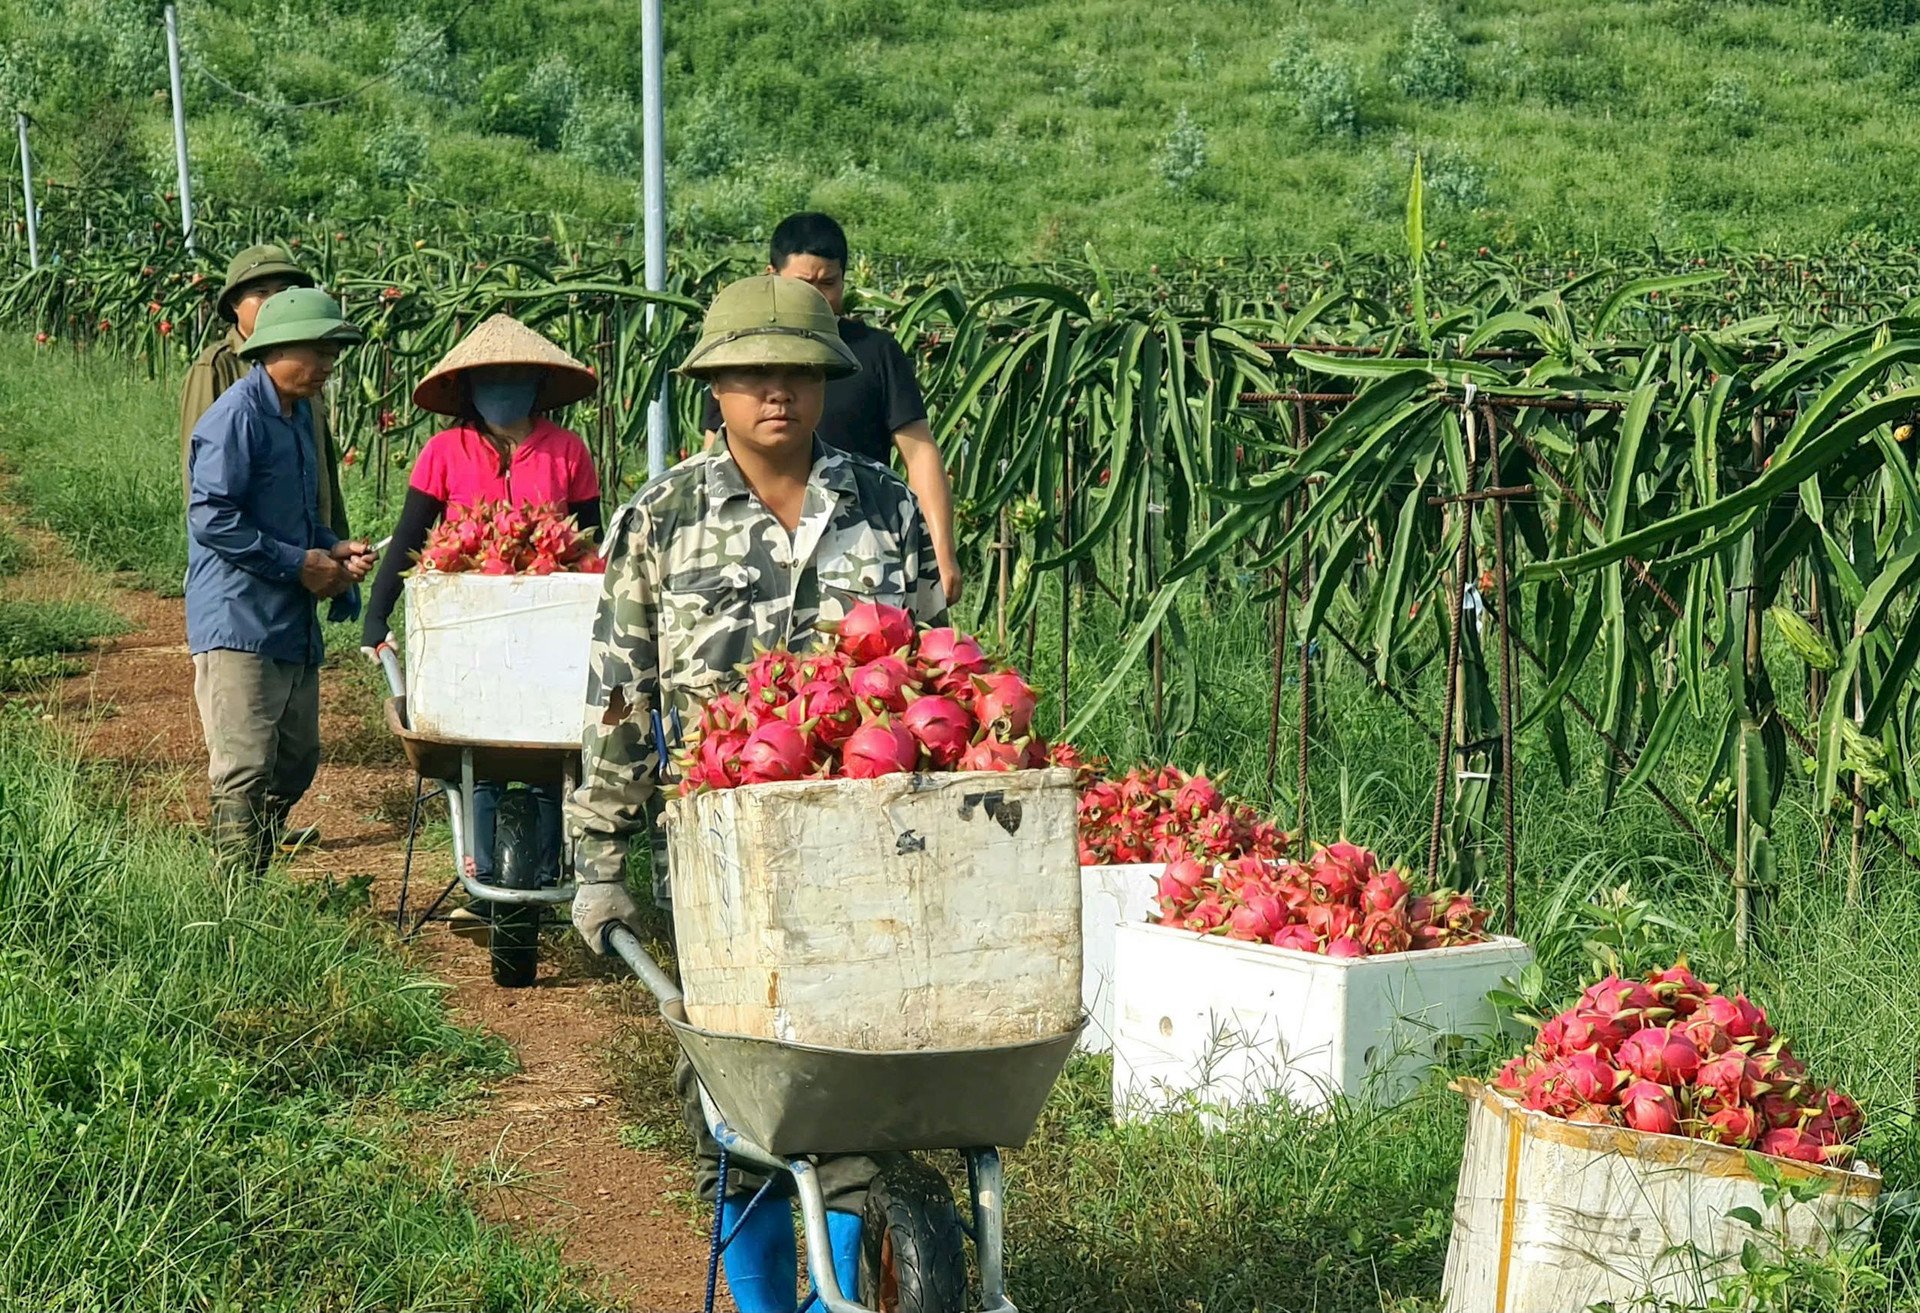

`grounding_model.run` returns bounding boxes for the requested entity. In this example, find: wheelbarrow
[606,923,1082,1313]
[375,643,579,987]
